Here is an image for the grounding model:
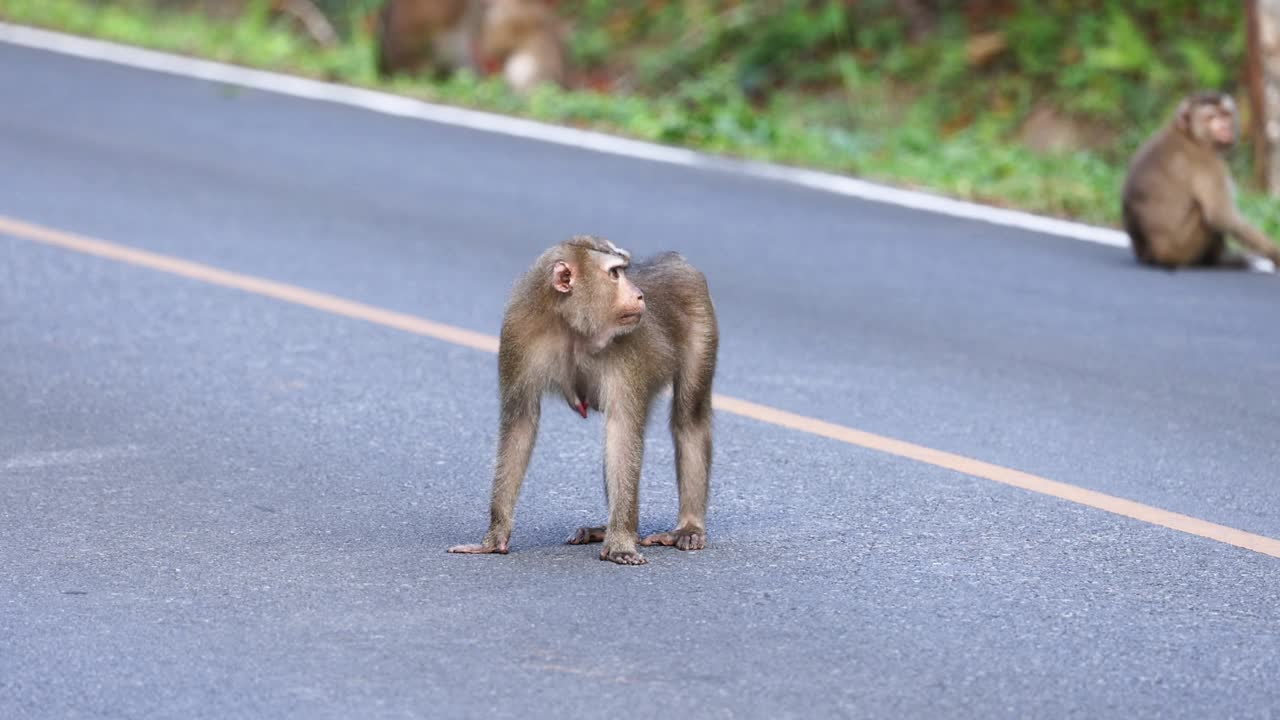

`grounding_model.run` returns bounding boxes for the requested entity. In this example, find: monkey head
[1177,91,1238,150]
[550,235,645,348]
